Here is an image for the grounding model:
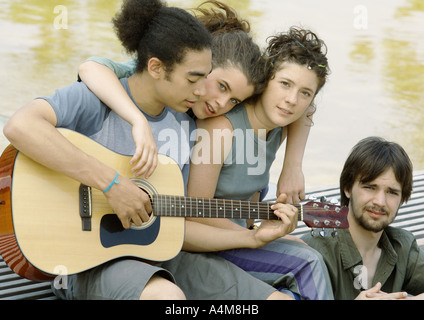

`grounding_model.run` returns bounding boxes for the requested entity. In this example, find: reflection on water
[347,0,424,179]
[382,0,424,169]
[0,0,423,190]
